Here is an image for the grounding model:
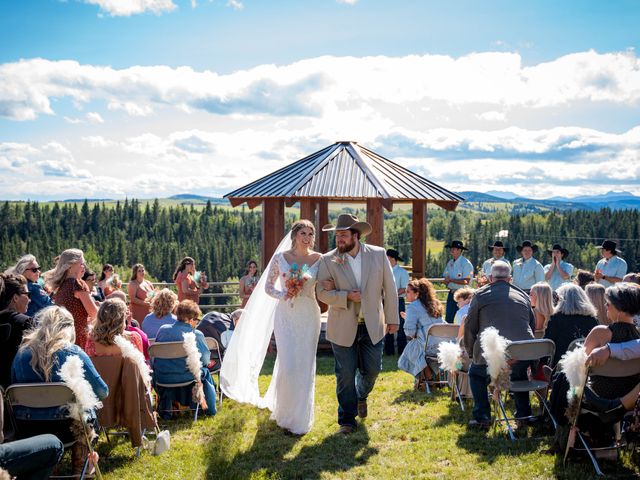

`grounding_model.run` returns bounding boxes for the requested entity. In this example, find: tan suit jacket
[316,243,399,347]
